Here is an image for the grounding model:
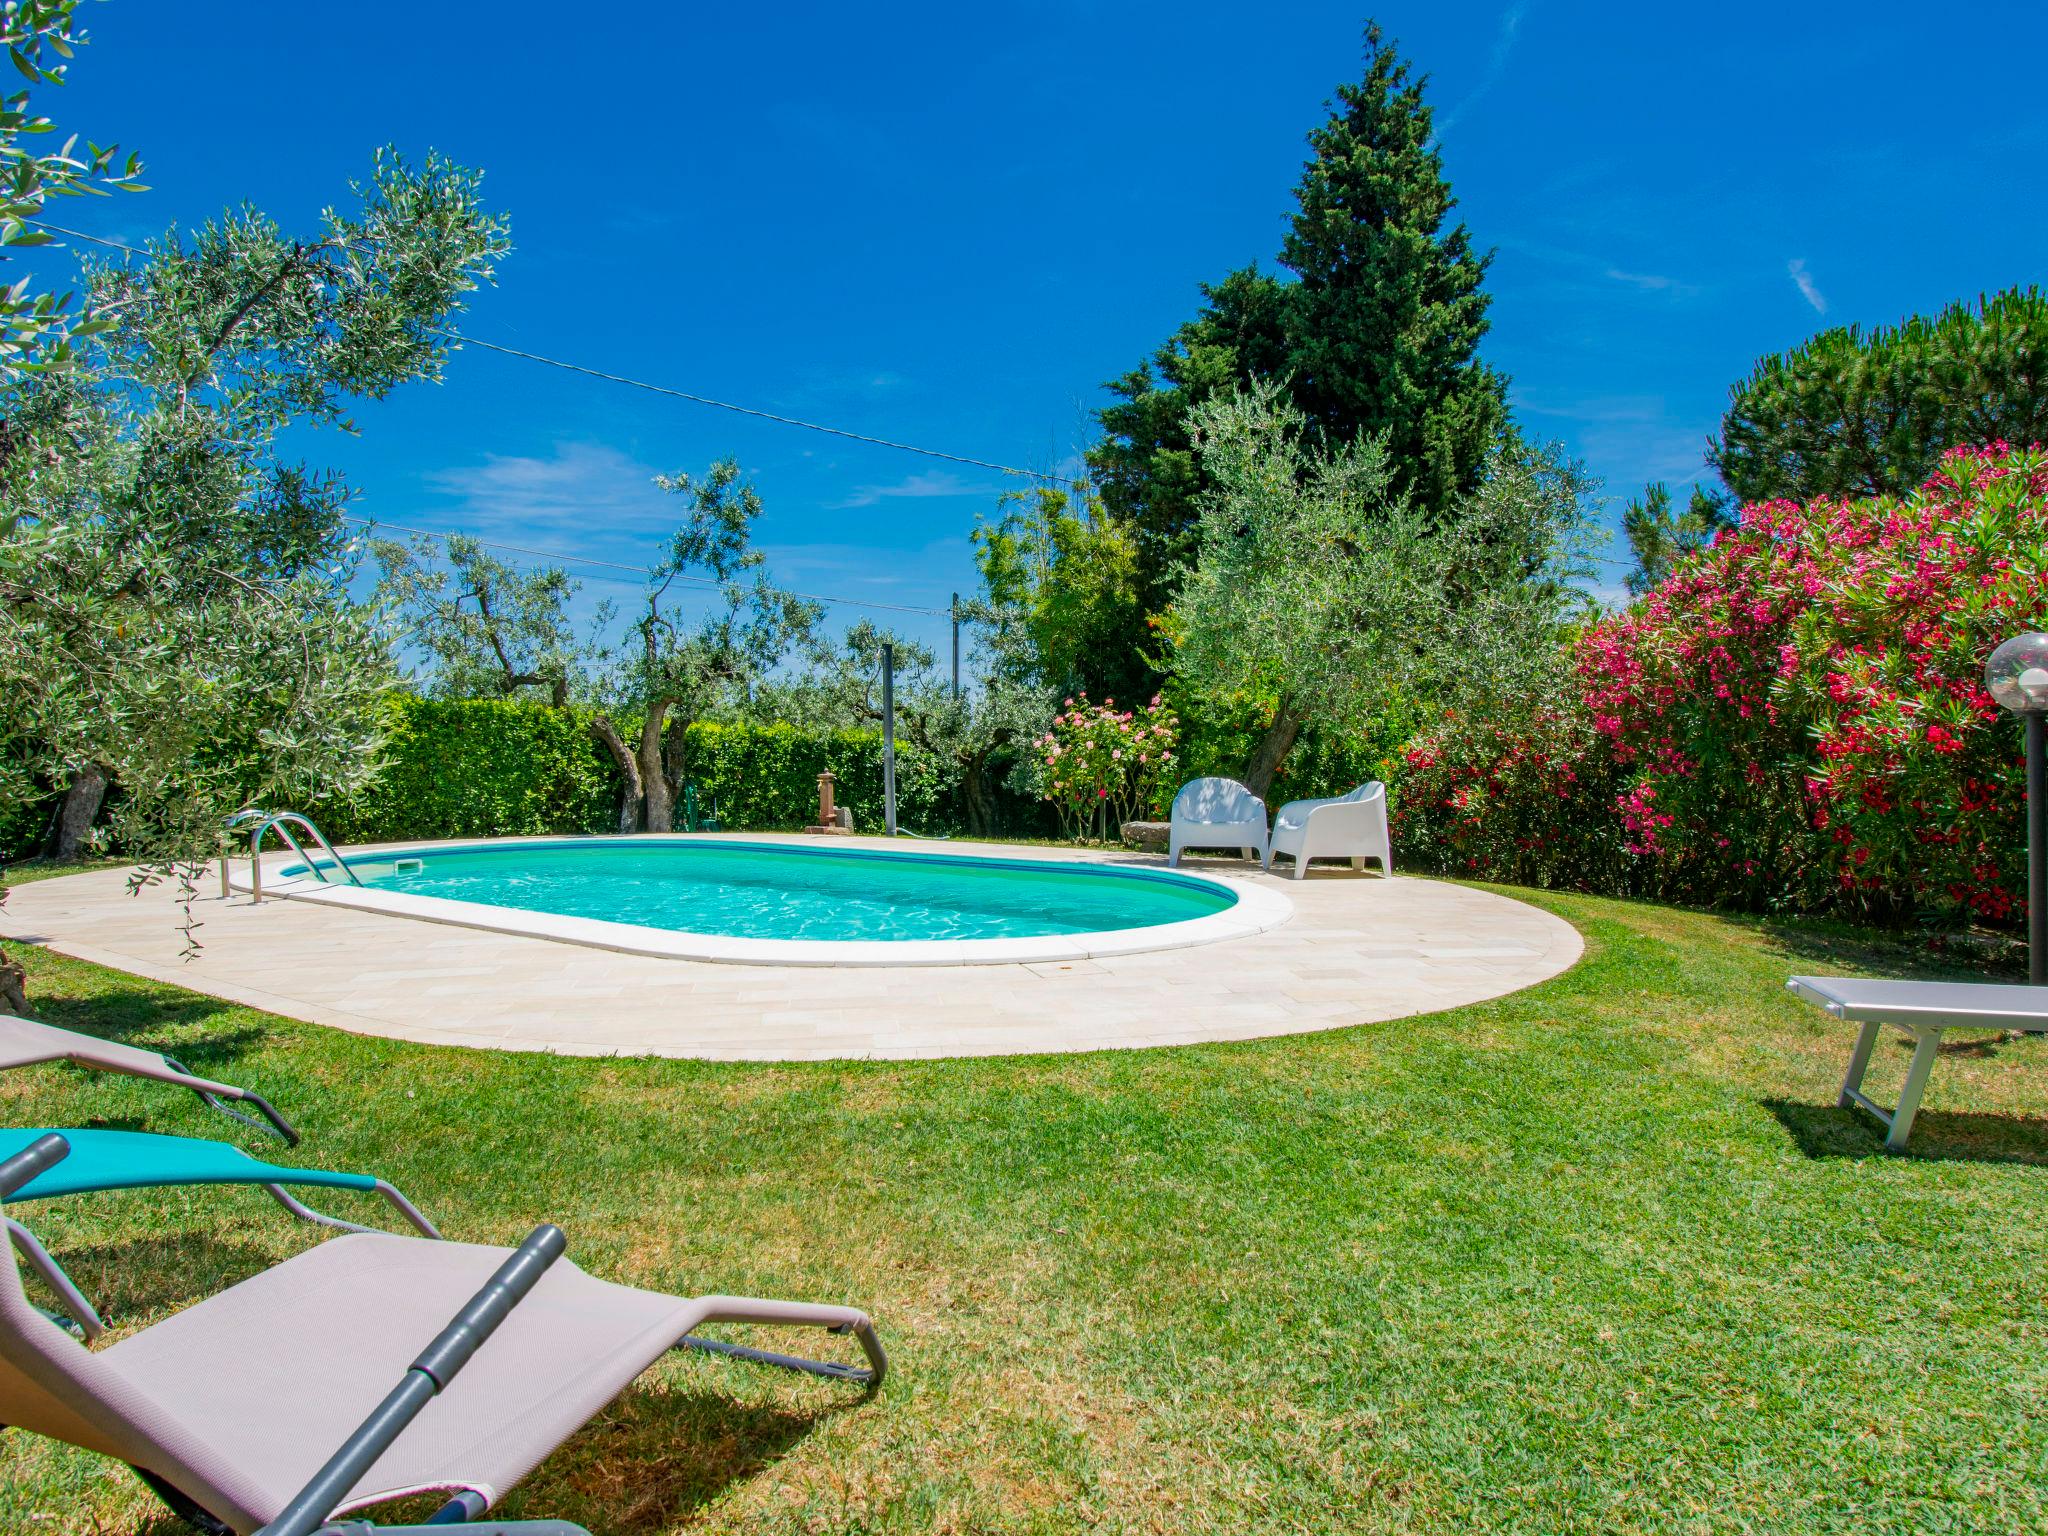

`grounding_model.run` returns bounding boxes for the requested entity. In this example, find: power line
[28,220,147,255]
[350,516,955,617]
[33,218,1639,574]
[30,219,1056,481]
[437,333,1052,481]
